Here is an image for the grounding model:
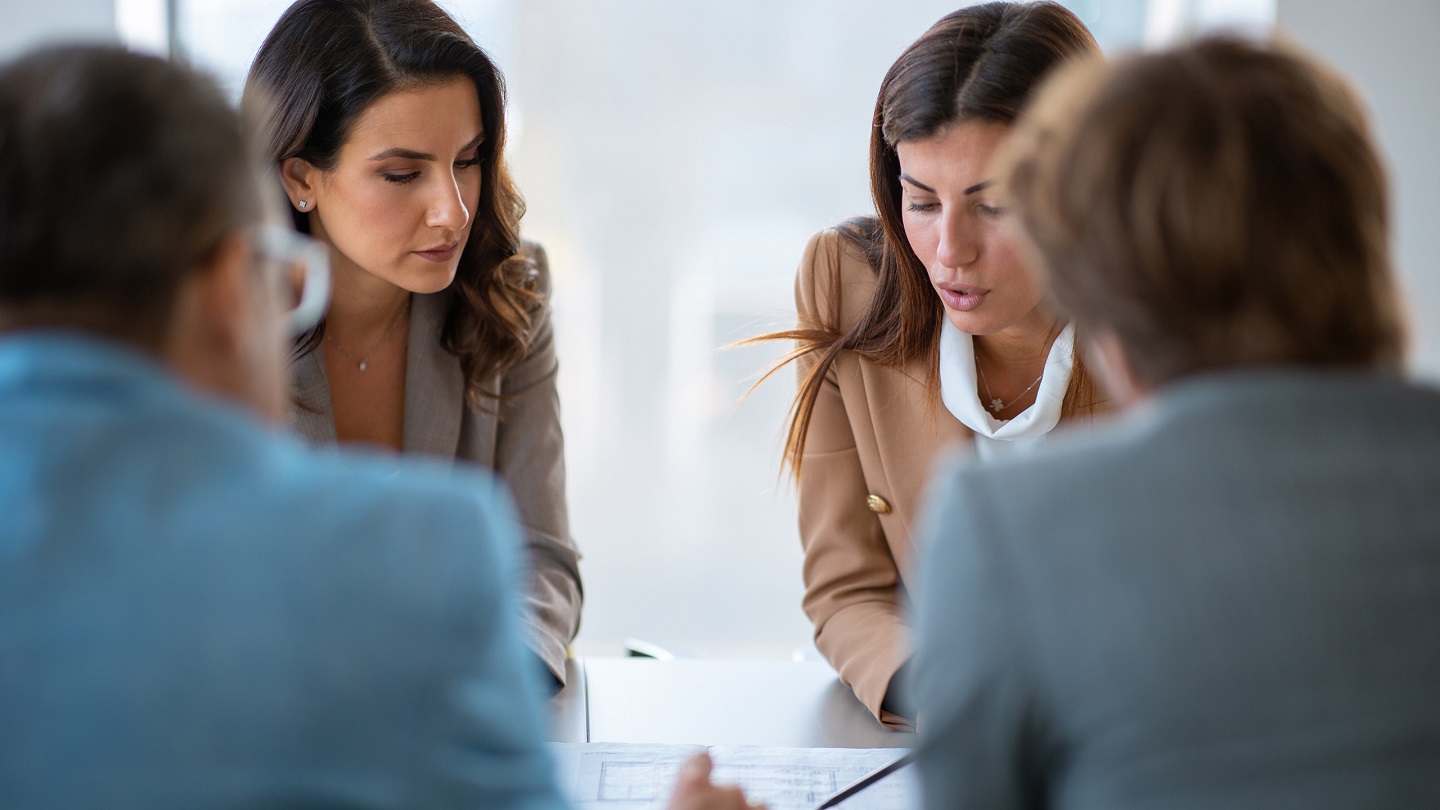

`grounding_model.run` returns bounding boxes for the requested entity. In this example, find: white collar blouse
[939,320,1077,462]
